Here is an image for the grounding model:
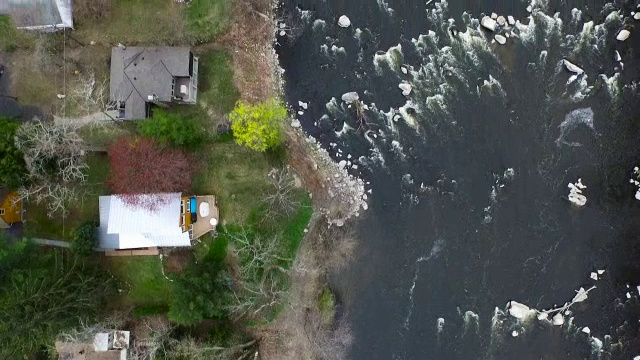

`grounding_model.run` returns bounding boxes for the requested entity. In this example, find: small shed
[0,0,73,31]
